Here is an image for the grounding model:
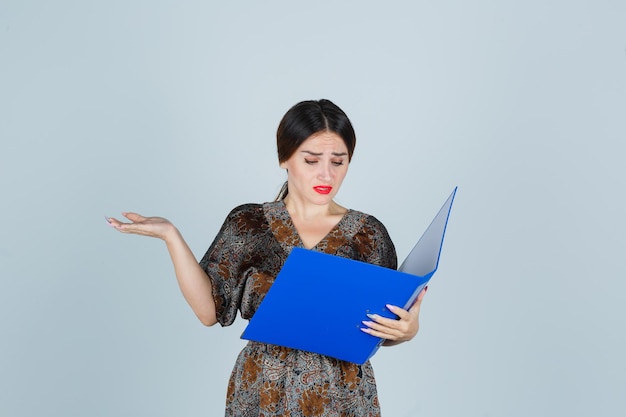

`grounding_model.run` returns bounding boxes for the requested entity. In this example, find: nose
[317,162,331,182]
